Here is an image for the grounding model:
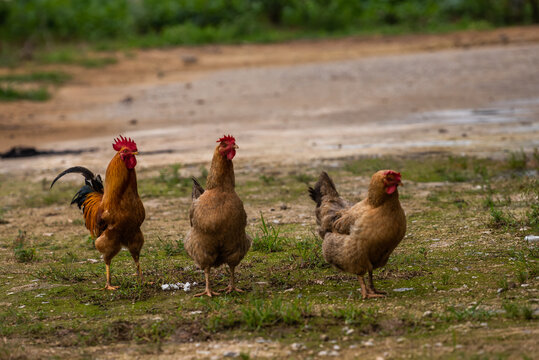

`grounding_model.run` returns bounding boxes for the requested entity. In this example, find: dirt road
[1,26,539,174]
